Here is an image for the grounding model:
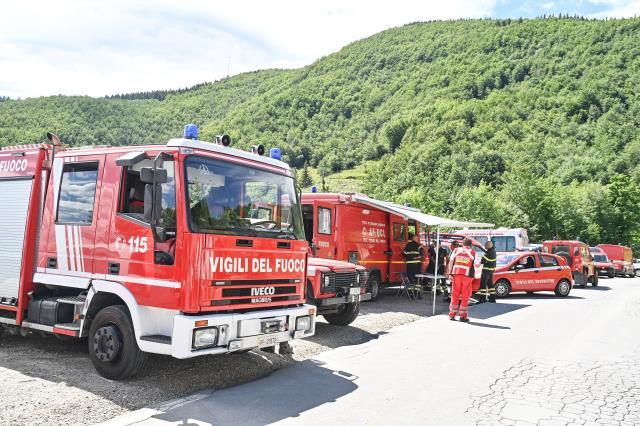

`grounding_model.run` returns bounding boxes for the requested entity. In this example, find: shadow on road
[585,286,612,291]
[469,302,530,320]
[467,321,511,330]
[149,359,358,426]
[307,322,388,349]
[505,294,585,300]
